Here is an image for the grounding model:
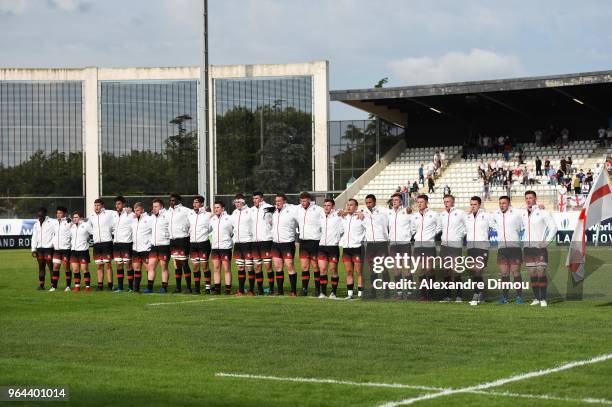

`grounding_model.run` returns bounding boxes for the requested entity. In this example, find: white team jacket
[440,207,467,248]
[319,212,344,246]
[210,211,233,249]
[166,204,191,239]
[361,206,390,242]
[88,209,114,243]
[297,203,325,241]
[70,221,93,251]
[150,211,171,247]
[250,202,273,242]
[188,209,212,243]
[340,214,365,248]
[31,216,55,251]
[466,209,495,249]
[231,206,253,243]
[387,207,412,244]
[51,218,72,250]
[131,213,152,252]
[272,204,299,243]
[492,207,523,248]
[411,209,442,247]
[521,206,557,248]
[112,209,134,244]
